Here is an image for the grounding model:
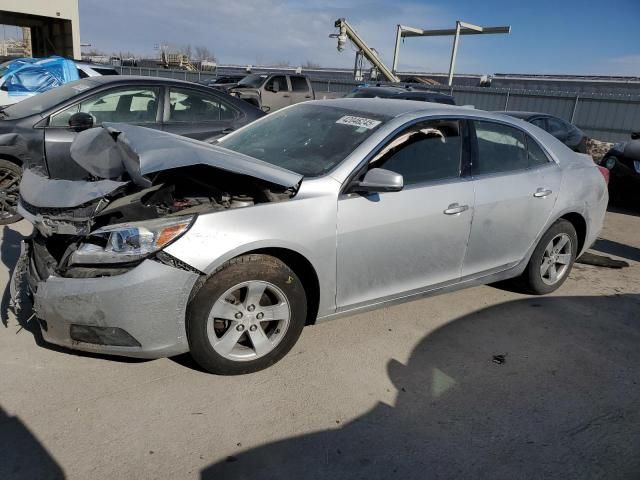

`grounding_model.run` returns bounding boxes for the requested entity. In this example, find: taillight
[597,165,610,184]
